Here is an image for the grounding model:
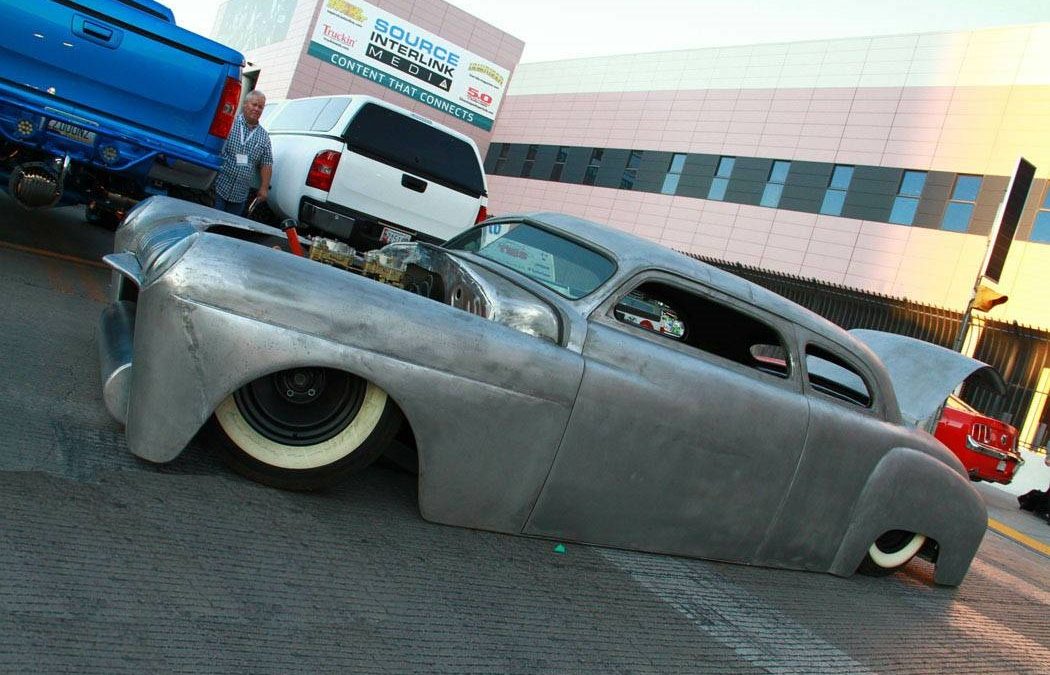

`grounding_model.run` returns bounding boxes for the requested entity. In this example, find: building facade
[211,0,525,155]
[484,25,1050,329]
